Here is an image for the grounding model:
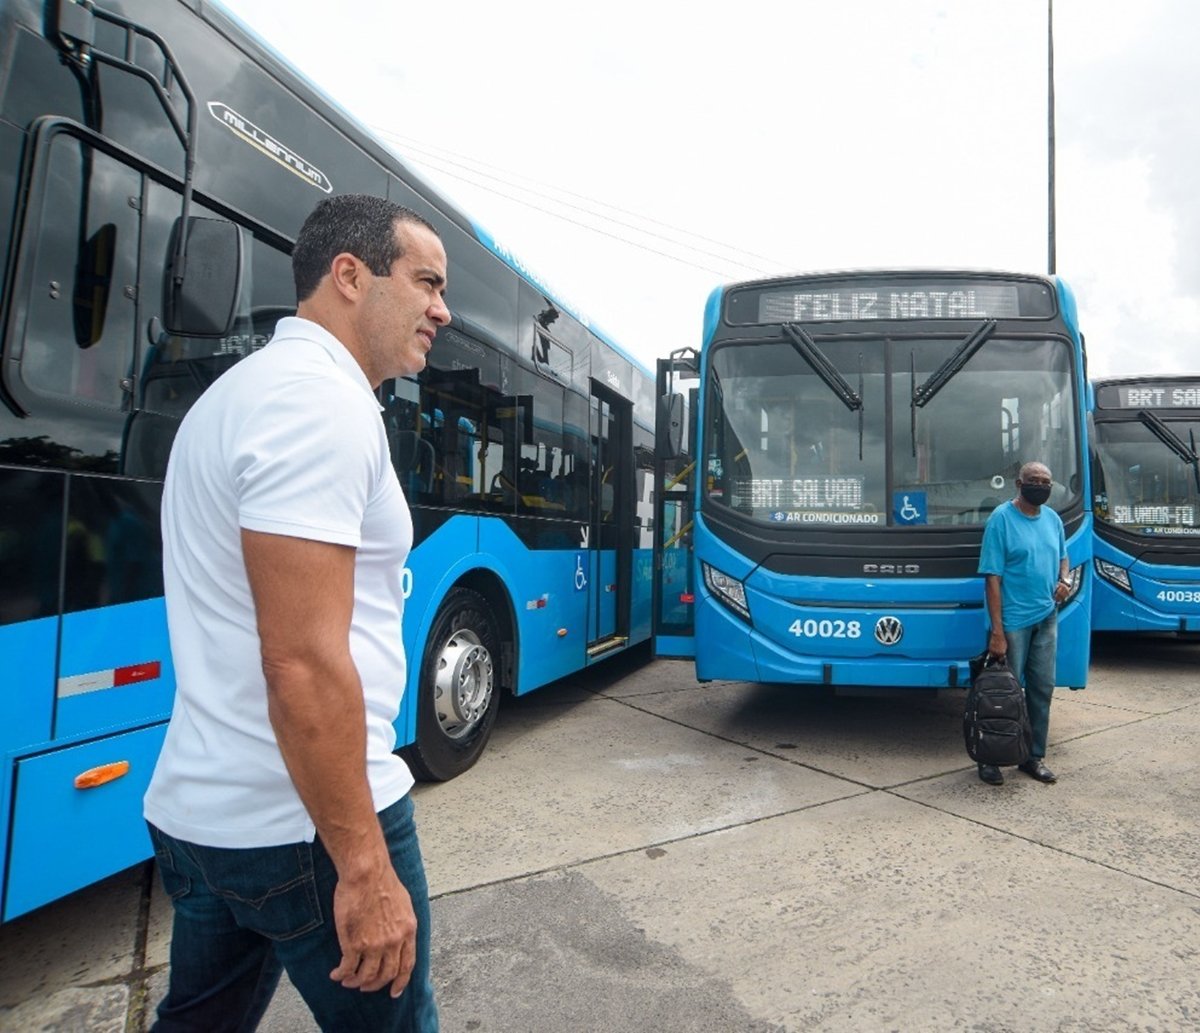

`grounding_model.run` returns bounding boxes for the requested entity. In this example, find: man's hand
[987,628,1007,659]
[330,862,418,998]
[1053,580,1070,604]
